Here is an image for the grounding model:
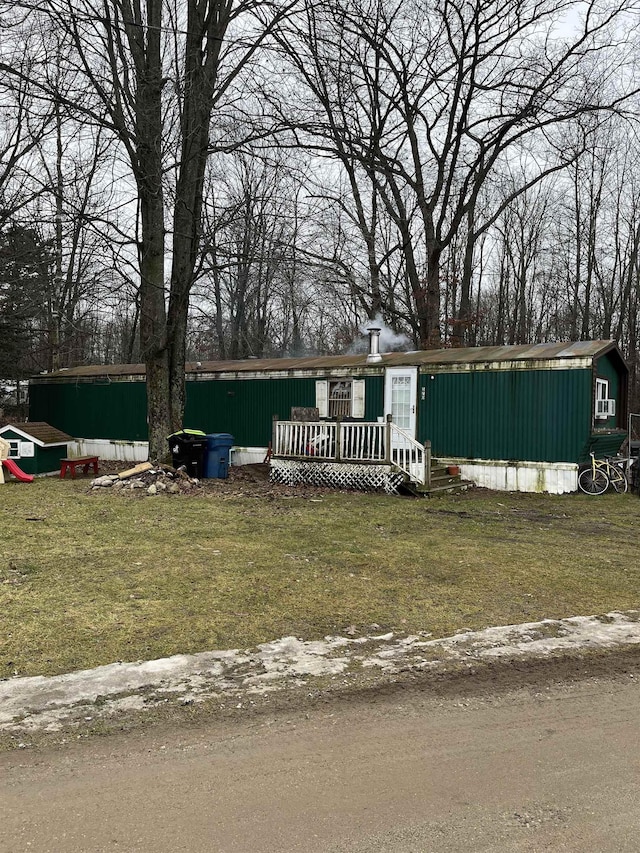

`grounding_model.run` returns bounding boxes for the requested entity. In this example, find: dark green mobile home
[28,340,627,492]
